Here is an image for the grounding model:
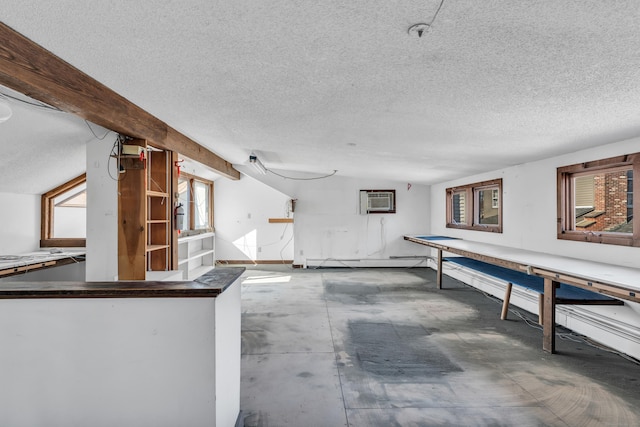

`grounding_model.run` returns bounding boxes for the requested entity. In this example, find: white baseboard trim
[305,257,430,269]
